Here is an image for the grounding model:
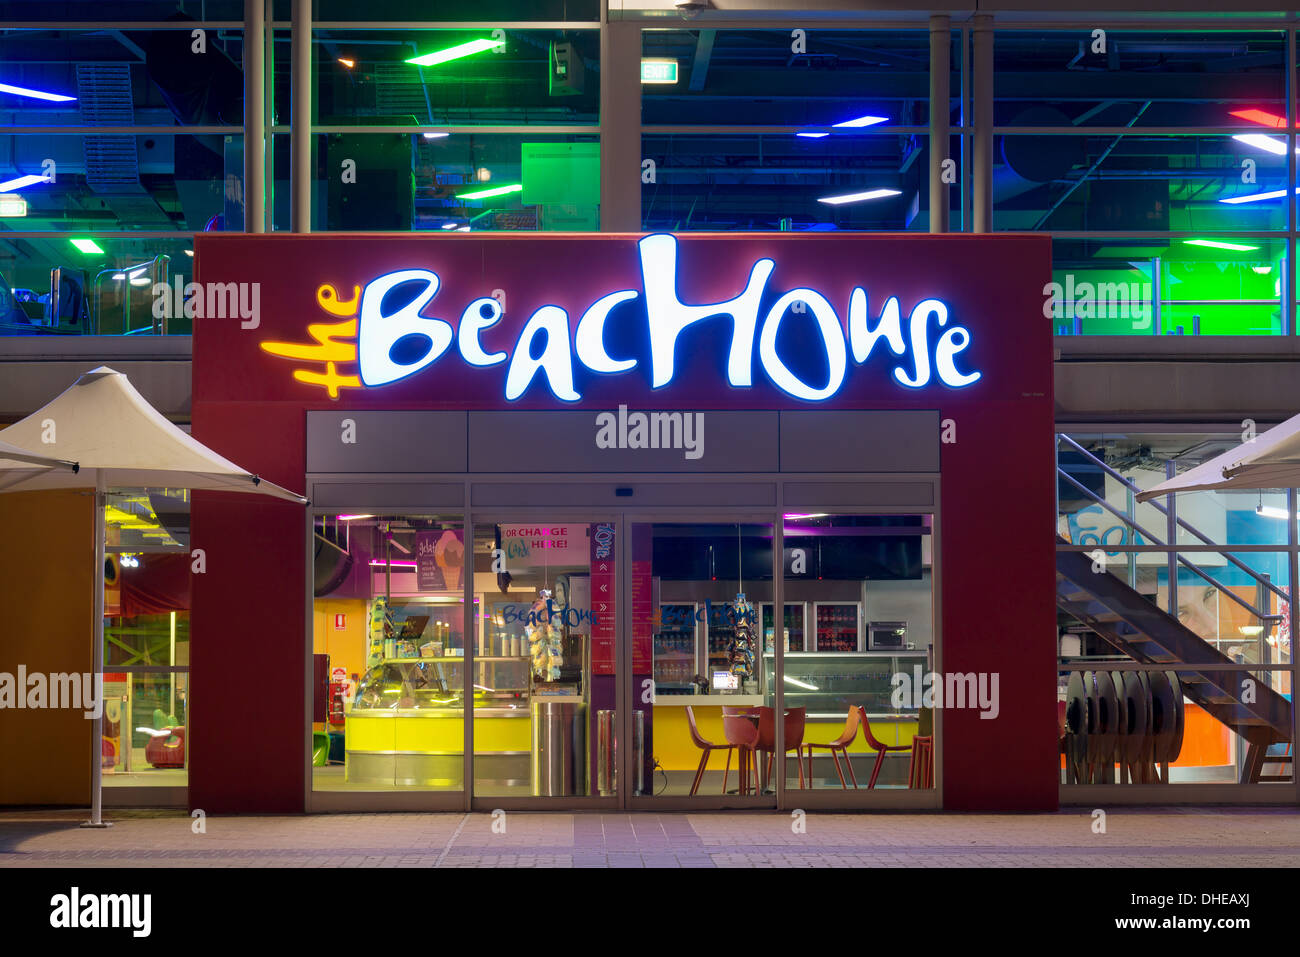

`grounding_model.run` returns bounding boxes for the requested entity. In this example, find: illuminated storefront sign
[259,234,981,402]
